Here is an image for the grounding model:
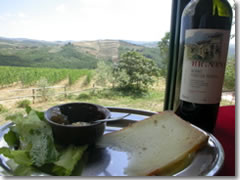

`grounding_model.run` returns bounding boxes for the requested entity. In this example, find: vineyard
[0,66,92,87]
